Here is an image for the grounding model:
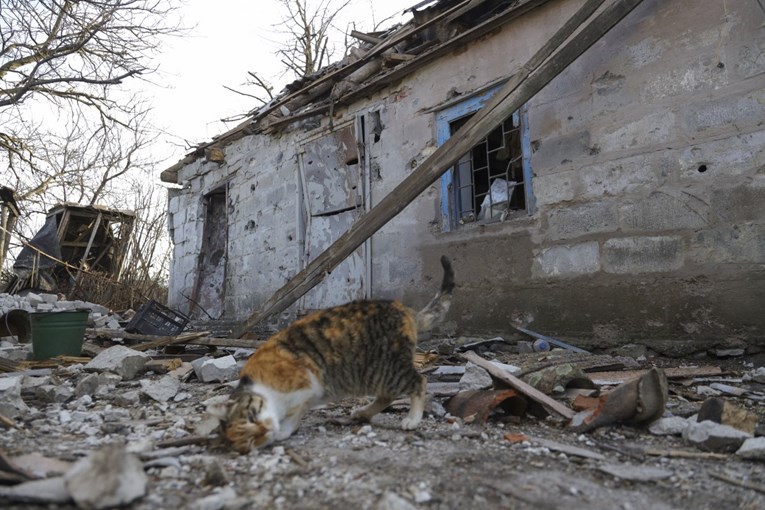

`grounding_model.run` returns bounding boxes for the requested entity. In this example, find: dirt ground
[1,346,764,510]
